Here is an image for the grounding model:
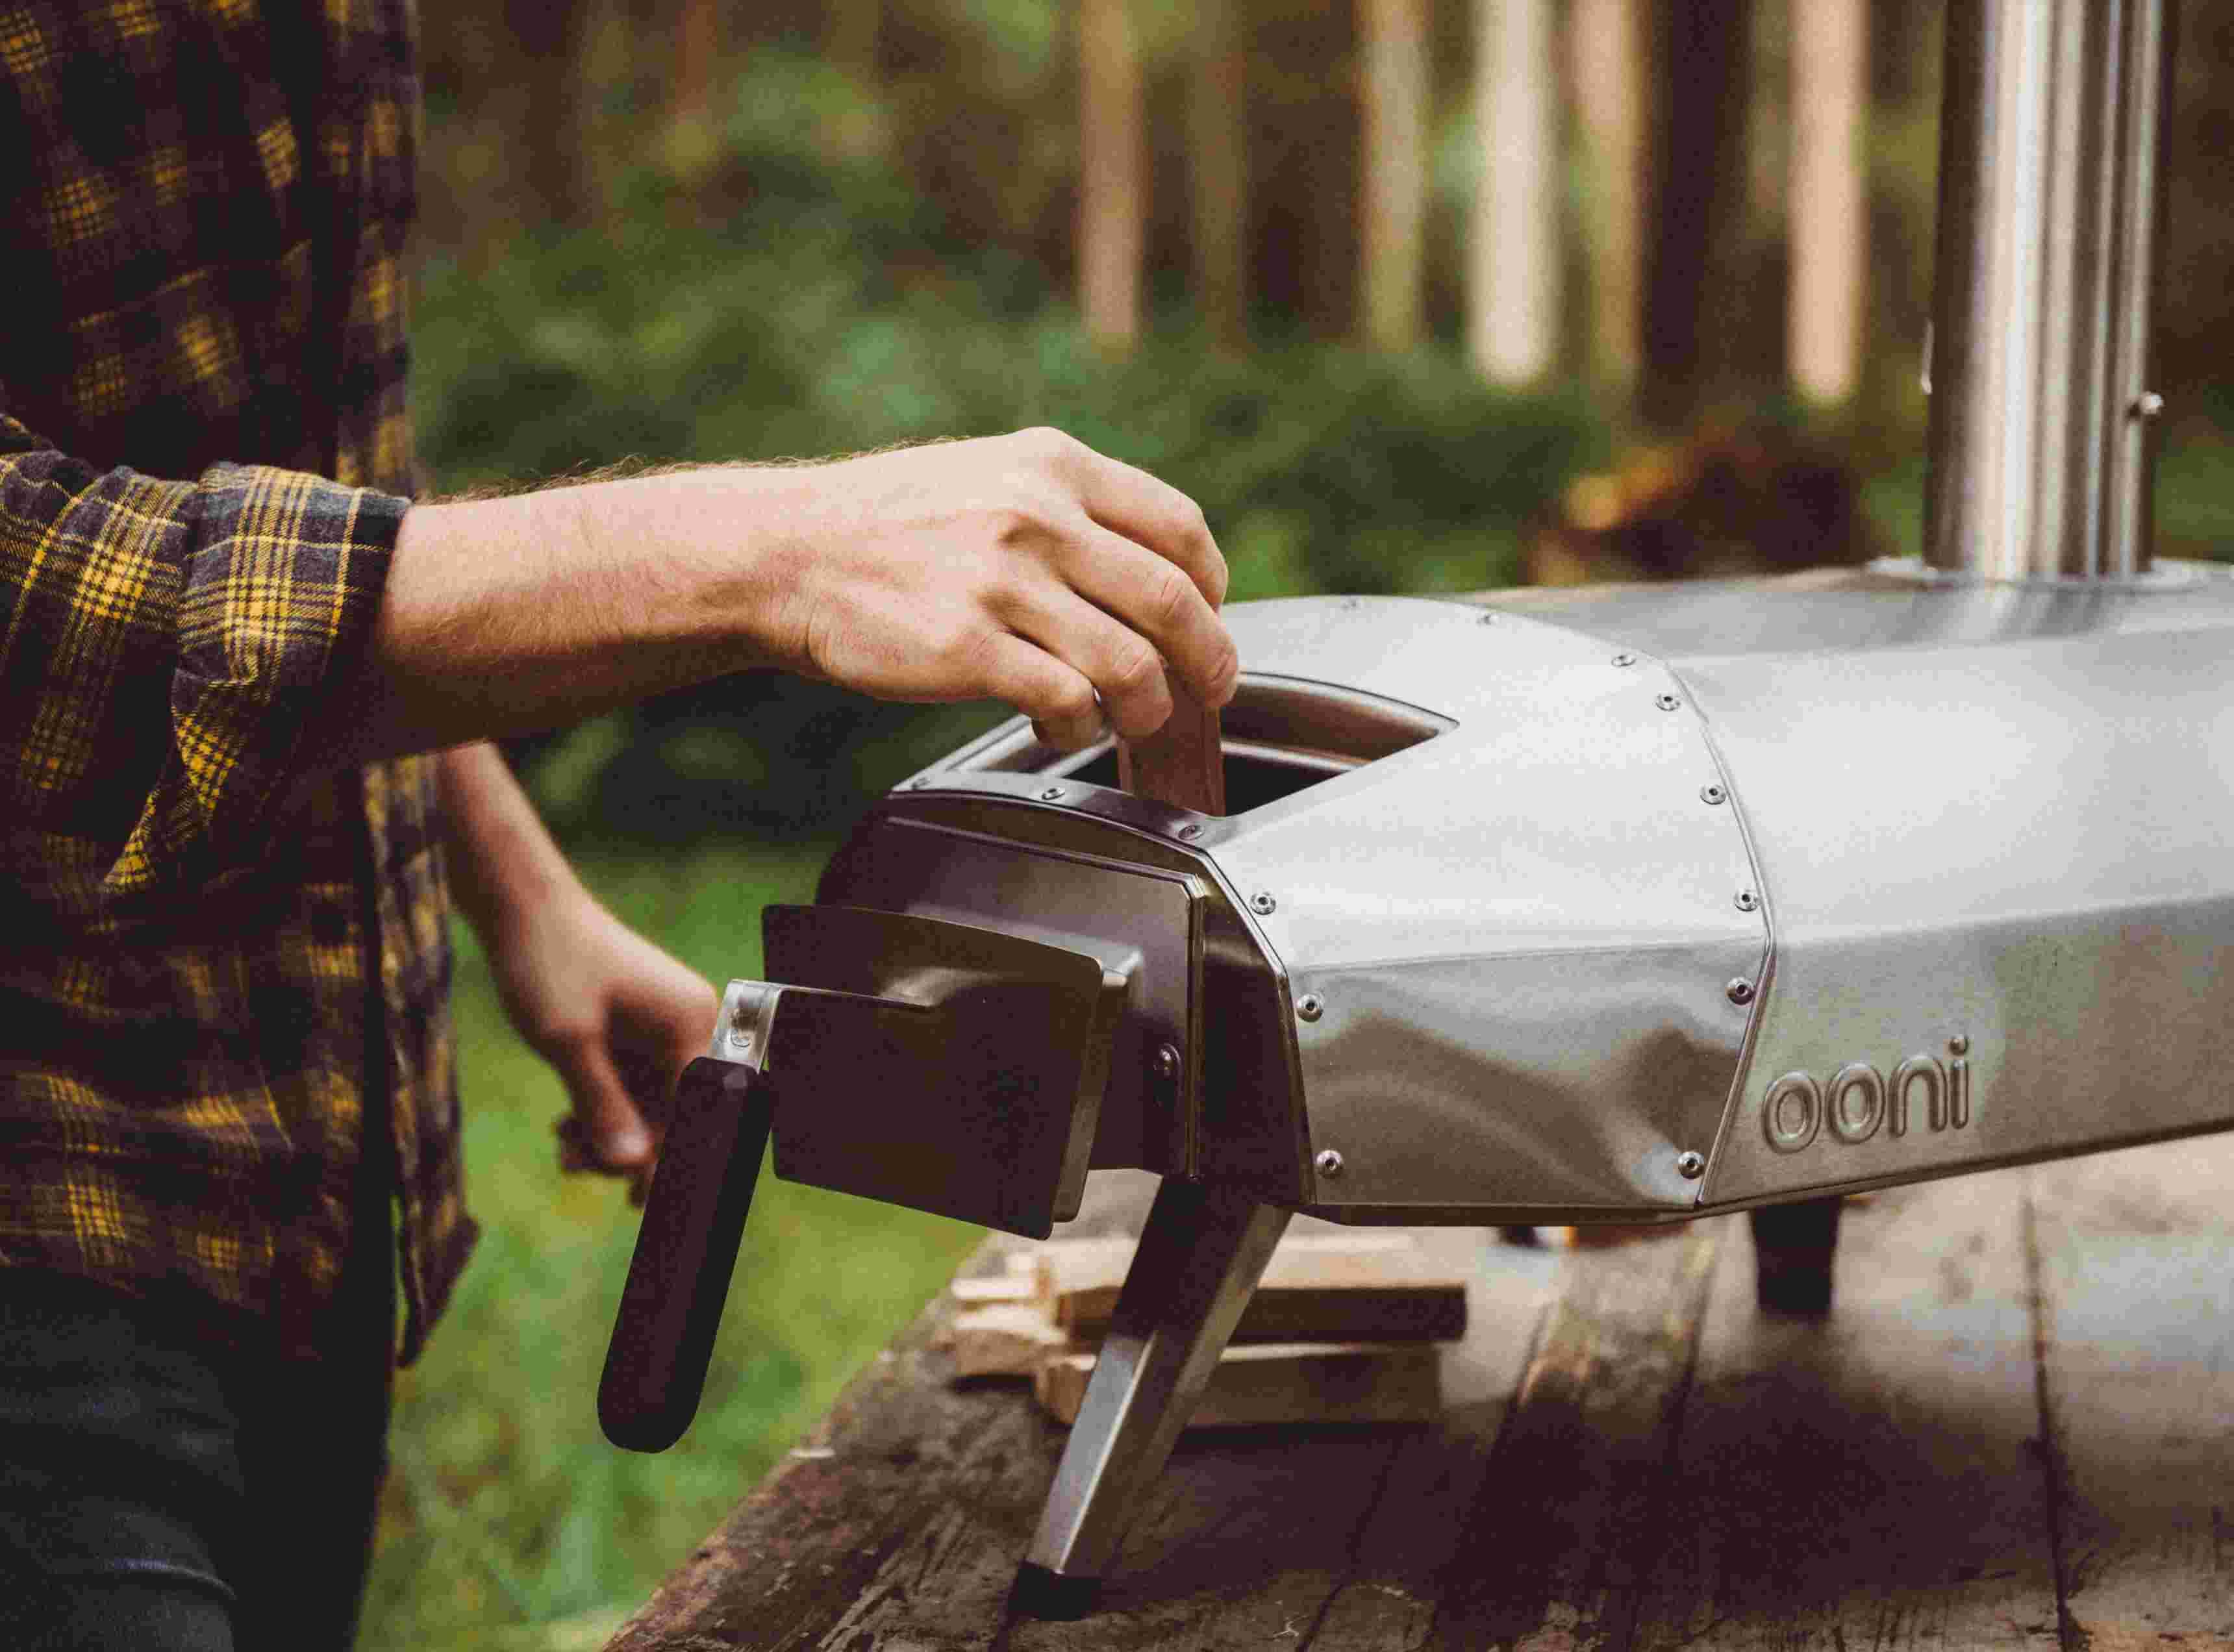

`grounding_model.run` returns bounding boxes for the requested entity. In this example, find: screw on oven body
[1175,822,1203,840]
[1675,1150,1706,1181]
[1700,783,1727,806]
[1612,651,1638,668]
[1249,890,1278,916]
[1726,977,1757,1005]
[1152,1043,1181,1081]
[1735,889,1761,912]
[1294,994,1324,1023]
[1038,785,1066,802]
[1656,693,1682,712]
[1314,1149,1346,1179]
